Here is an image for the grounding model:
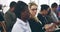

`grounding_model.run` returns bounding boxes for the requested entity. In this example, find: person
[37,4,50,26]
[50,3,59,22]
[28,2,44,32]
[0,4,4,21]
[4,1,16,32]
[45,8,54,24]
[11,1,31,32]
[0,4,6,32]
[0,12,5,32]
[57,5,60,20]
[37,4,57,32]
[50,2,60,32]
